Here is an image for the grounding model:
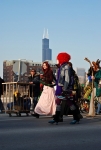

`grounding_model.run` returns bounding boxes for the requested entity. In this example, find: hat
[57,52,71,65]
